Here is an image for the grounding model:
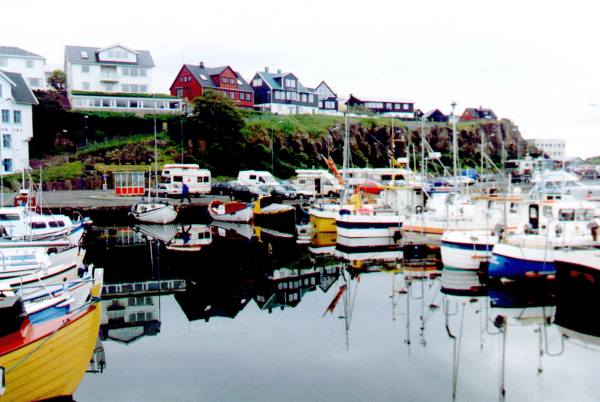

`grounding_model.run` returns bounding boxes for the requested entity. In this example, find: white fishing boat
[208,200,252,223]
[0,246,85,291]
[0,205,90,244]
[441,230,499,270]
[488,200,599,279]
